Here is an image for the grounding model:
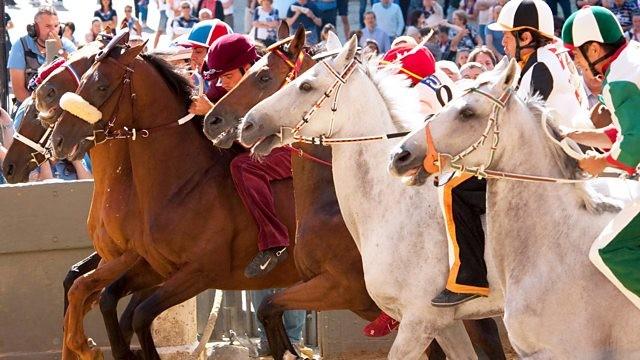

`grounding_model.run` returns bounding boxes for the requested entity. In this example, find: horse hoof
[87,338,97,349]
